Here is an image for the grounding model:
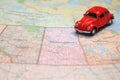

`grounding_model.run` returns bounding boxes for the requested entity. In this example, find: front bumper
[75,28,91,34]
